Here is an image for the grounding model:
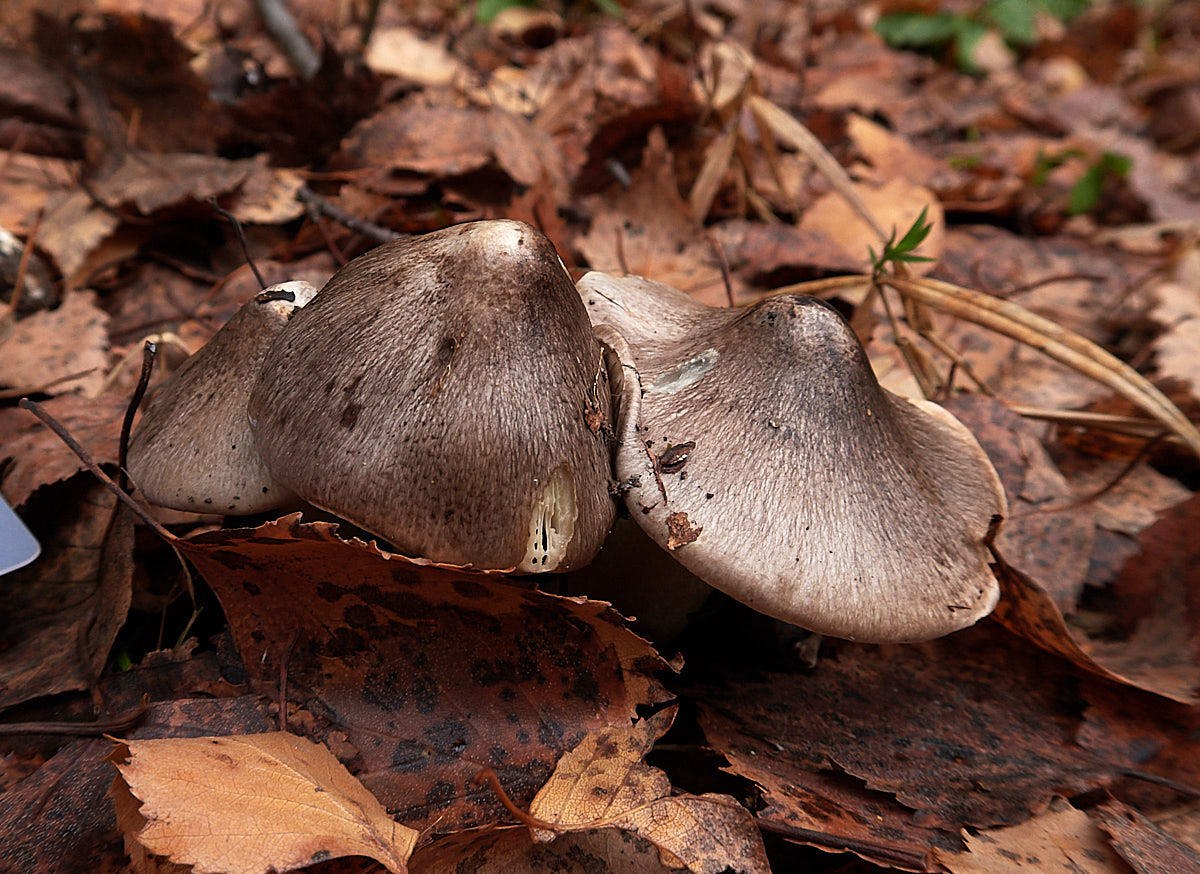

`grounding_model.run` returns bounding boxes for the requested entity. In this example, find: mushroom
[578,271,1006,643]
[248,220,615,573]
[128,281,317,514]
